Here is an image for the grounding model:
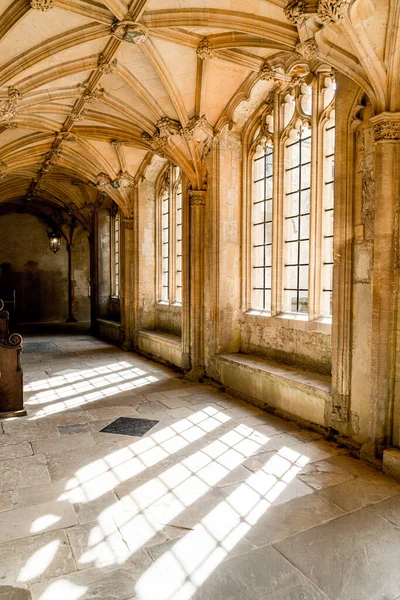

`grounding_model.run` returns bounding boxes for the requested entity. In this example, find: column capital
[371,112,400,142]
[189,190,206,206]
[122,217,134,229]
